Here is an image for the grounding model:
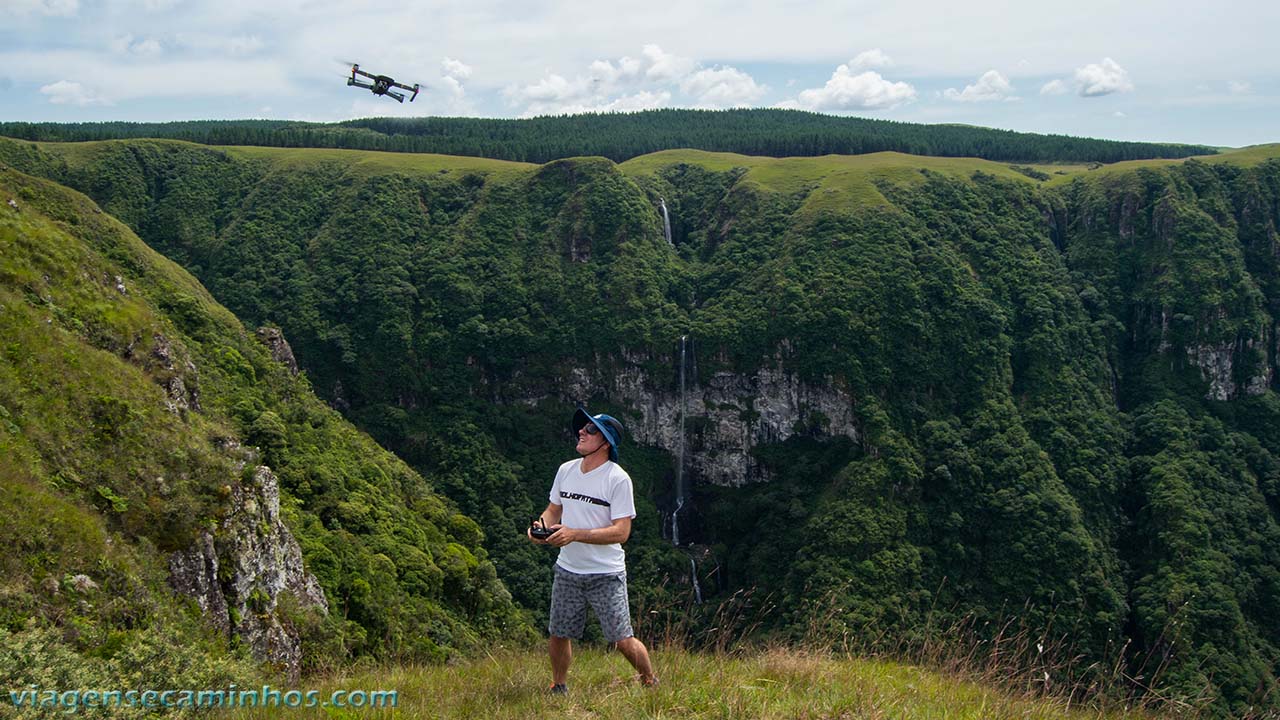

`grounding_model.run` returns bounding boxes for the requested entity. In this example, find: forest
[0,108,1218,164]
